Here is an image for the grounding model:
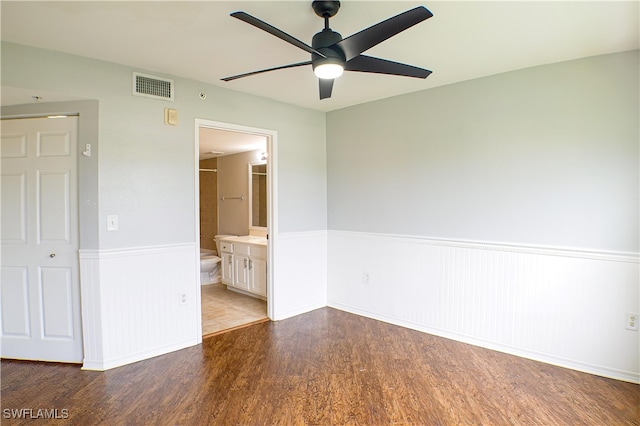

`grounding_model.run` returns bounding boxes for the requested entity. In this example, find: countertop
[221,235,267,246]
